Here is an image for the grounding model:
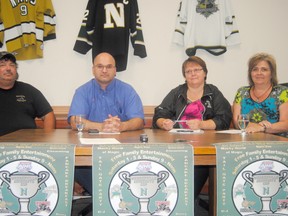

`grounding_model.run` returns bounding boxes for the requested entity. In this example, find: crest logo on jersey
[196,0,219,18]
